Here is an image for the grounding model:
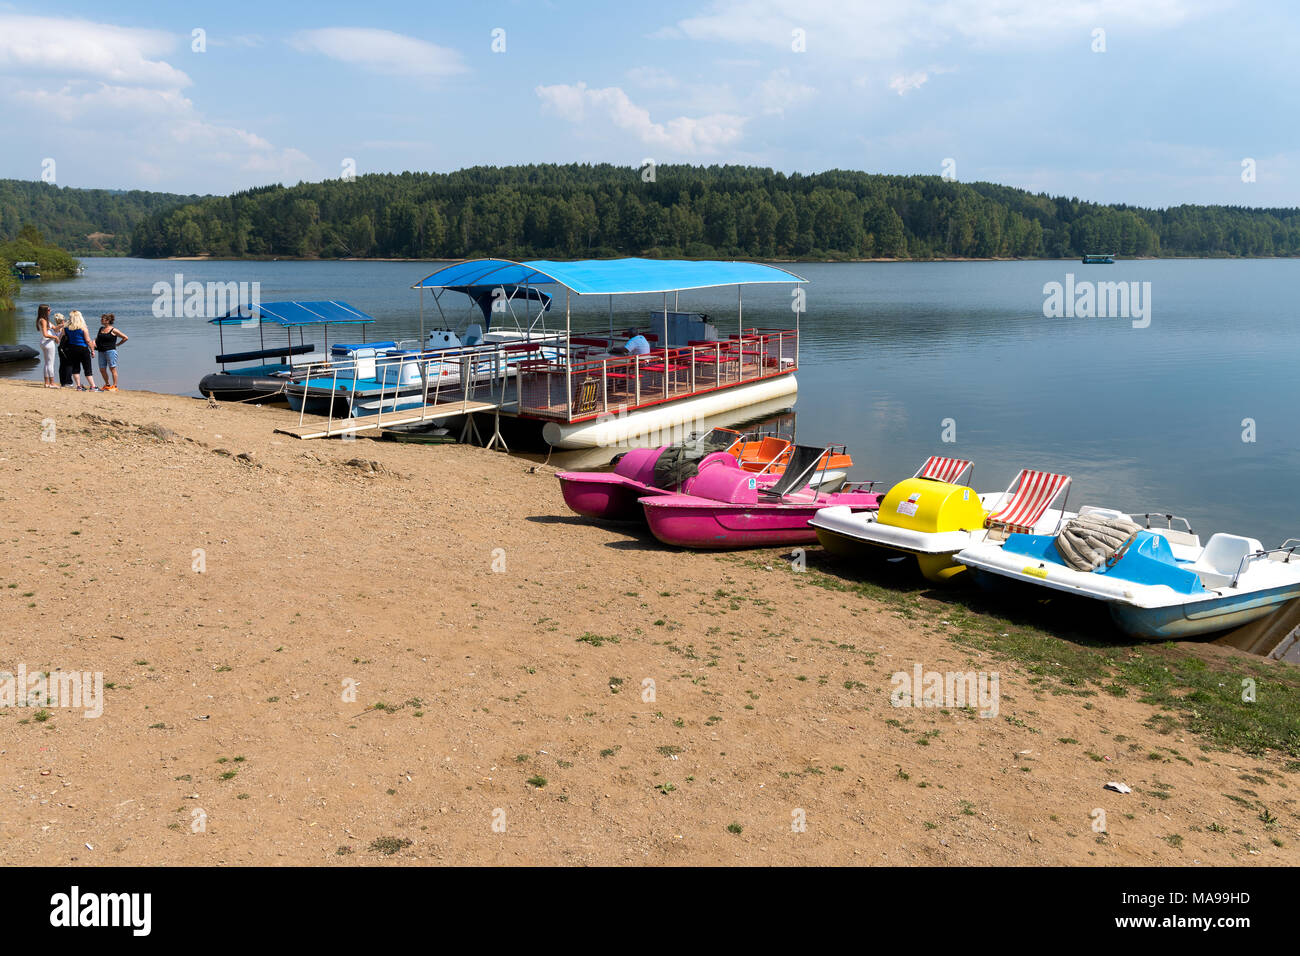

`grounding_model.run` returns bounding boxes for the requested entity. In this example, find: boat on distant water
[639,443,882,549]
[198,300,379,403]
[1081,253,1115,264]
[10,261,40,280]
[956,510,1300,639]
